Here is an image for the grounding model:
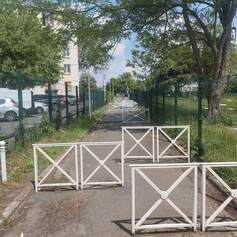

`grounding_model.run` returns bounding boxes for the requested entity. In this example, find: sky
[93,36,137,87]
